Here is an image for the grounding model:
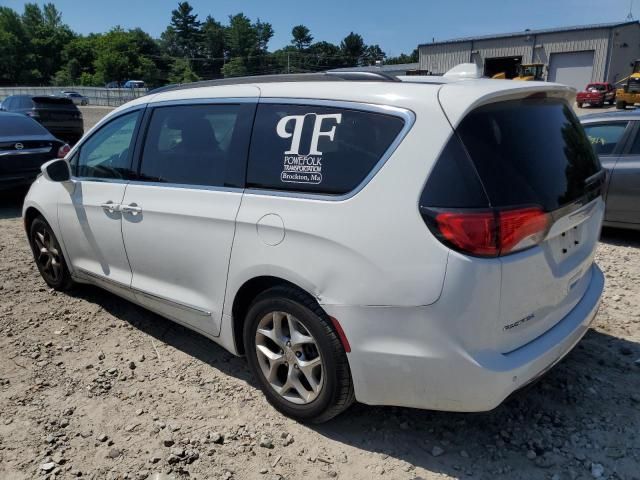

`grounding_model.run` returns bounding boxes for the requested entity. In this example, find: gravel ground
[0,103,639,480]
